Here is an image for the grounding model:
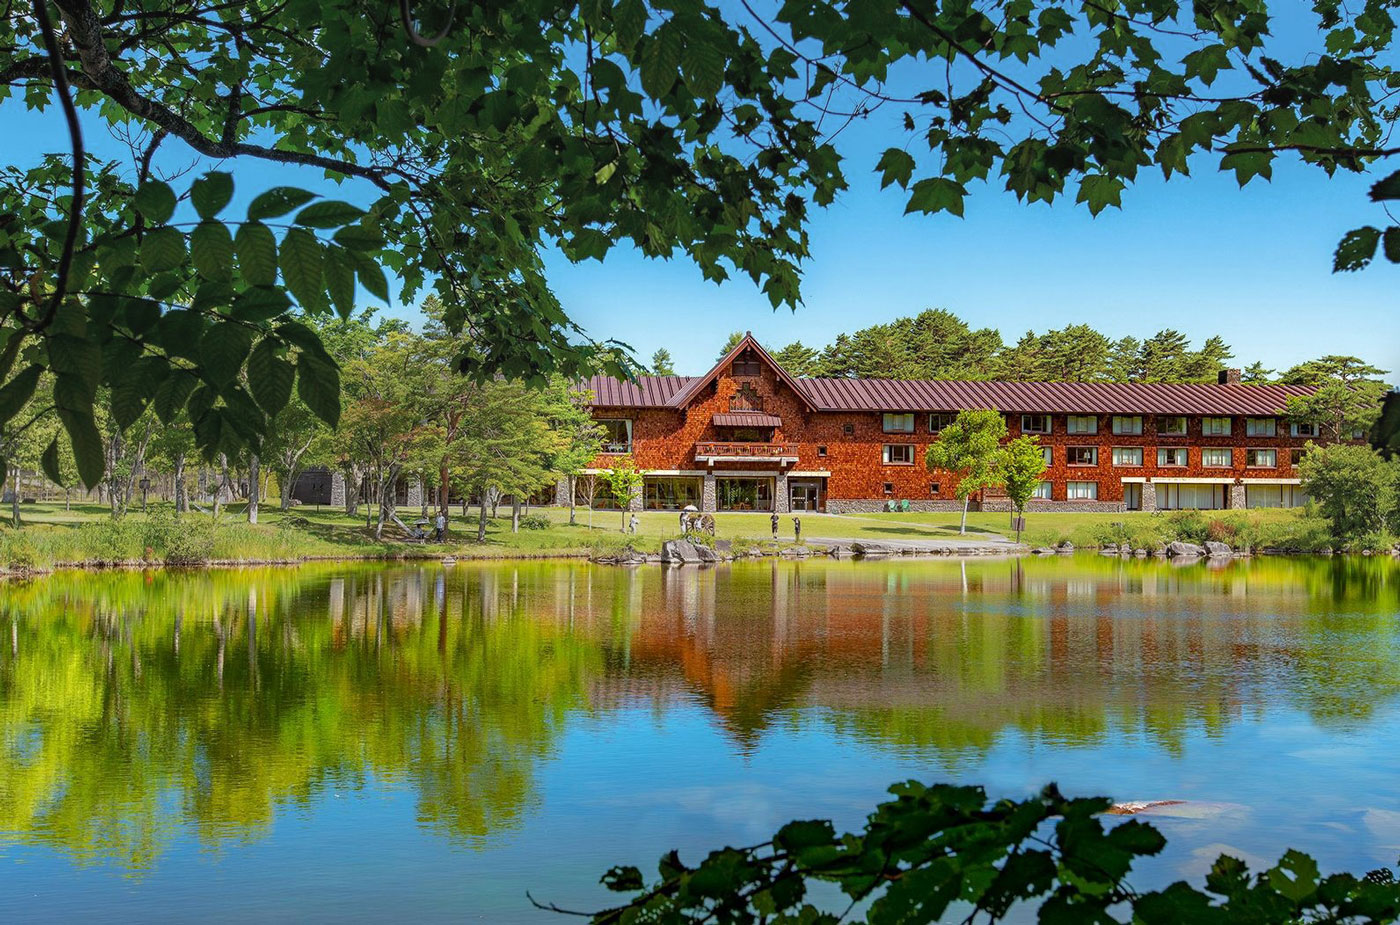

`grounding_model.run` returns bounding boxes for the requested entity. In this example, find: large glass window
[1246,417,1277,437]
[1157,416,1187,435]
[1159,483,1226,510]
[883,413,915,433]
[599,419,632,453]
[1111,416,1142,435]
[1021,414,1051,434]
[1246,448,1277,468]
[1111,447,1143,466]
[1157,447,1187,467]
[1041,446,1053,466]
[1202,447,1233,467]
[1067,415,1098,434]
[1290,422,1320,437]
[883,444,916,465]
[576,477,625,510]
[1032,481,1053,499]
[1066,481,1098,500]
[716,477,772,511]
[1067,446,1098,466]
[643,477,702,510]
[1202,416,1231,436]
